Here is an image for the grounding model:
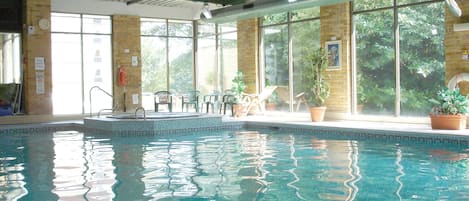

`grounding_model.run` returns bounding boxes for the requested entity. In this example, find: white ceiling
[52,0,221,20]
